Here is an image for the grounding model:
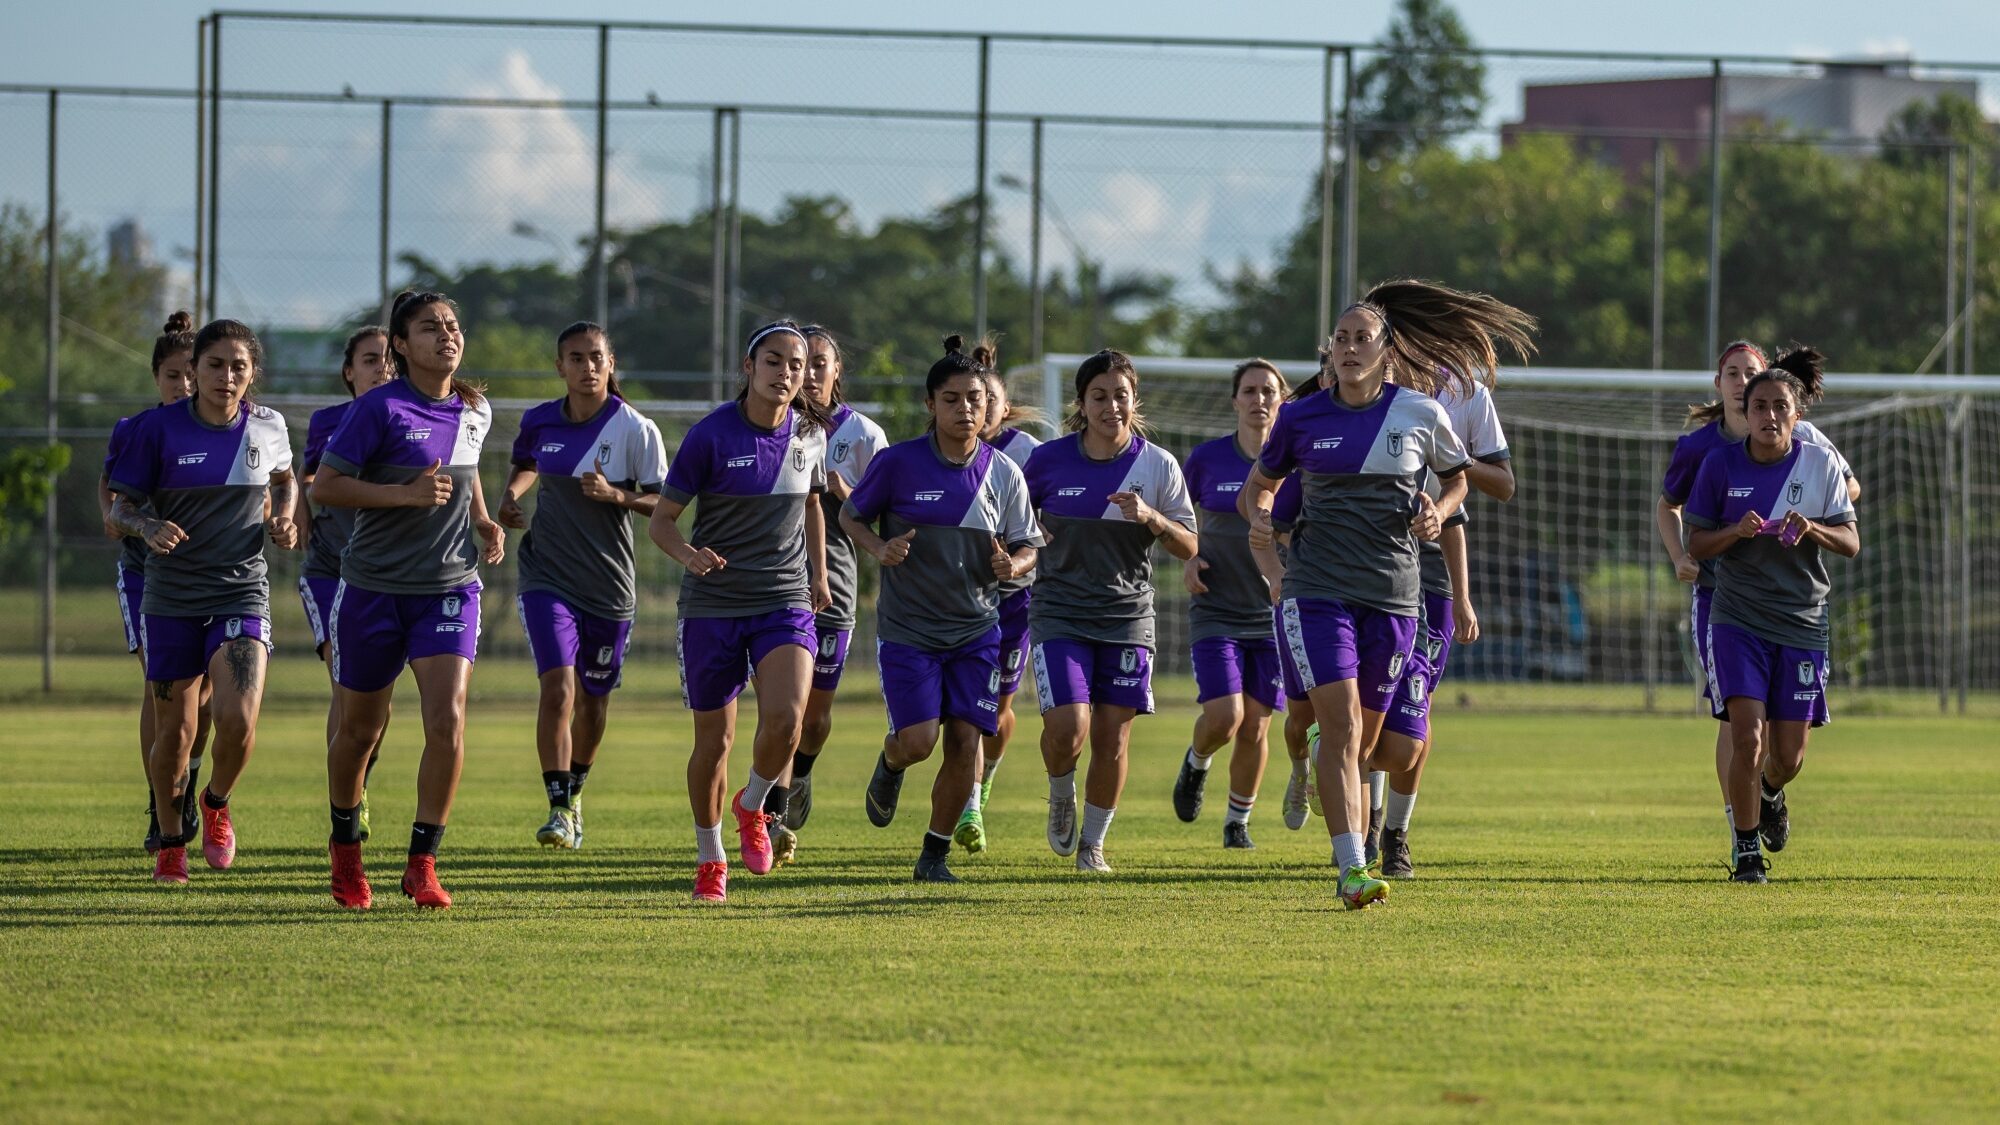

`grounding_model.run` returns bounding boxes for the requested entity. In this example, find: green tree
[1878,92,1996,170]
[1355,0,1489,160]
